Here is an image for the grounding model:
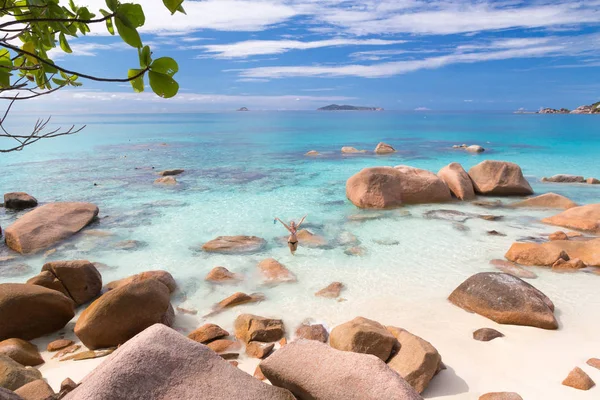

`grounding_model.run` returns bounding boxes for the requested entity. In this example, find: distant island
[317,104,384,111]
[536,102,600,114]
[237,107,249,111]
